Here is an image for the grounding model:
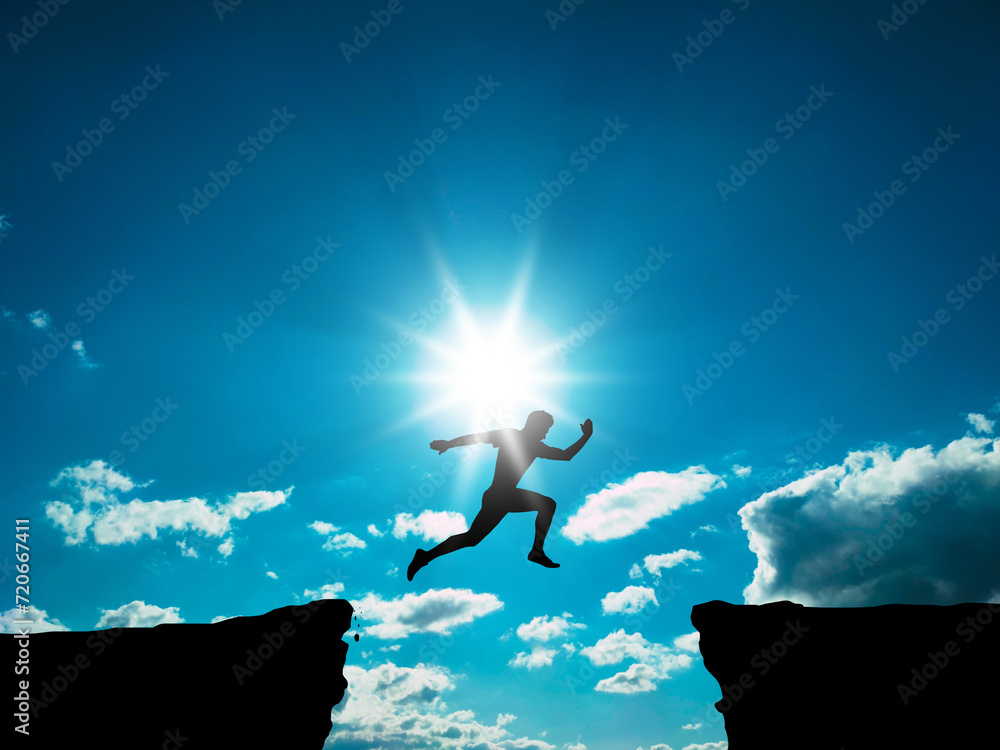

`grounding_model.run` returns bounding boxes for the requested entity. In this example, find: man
[407,410,593,581]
